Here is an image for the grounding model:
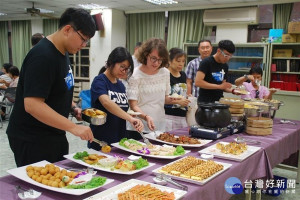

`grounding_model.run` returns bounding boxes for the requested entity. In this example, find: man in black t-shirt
[7,8,96,167]
[195,40,235,103]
